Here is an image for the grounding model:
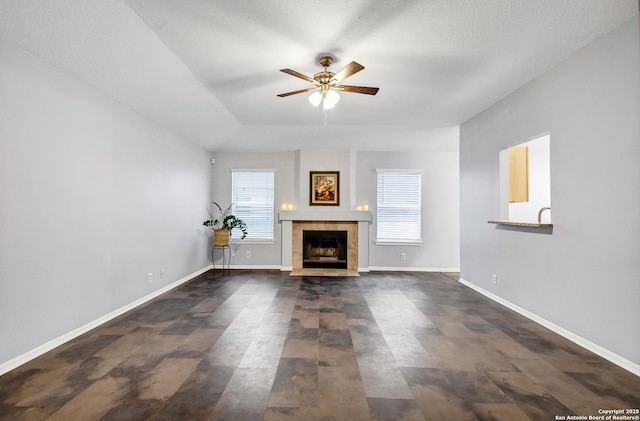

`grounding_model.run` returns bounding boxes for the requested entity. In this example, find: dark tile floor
[1,270,638,420]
